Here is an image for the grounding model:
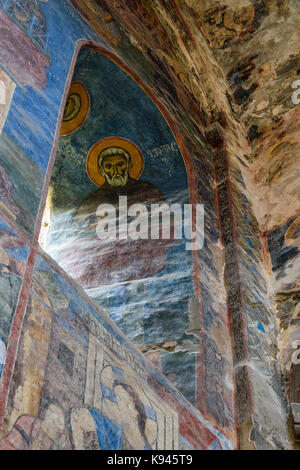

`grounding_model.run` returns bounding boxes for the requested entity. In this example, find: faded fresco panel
[230,163,290,449]
[0,251,230,449]
[1,292,54,437]
[43,47,197,404]
[0,4,49,90]
[83,333,179,450]
[0,216,29,382]
[0,132,44,236]
[0,68,15,134]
